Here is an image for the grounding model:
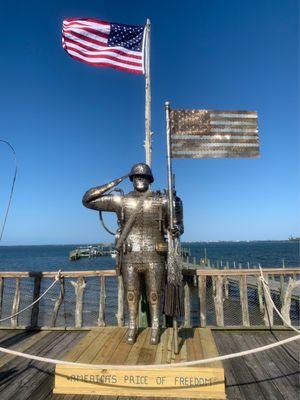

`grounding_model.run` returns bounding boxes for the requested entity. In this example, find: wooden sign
[54,327,226,399]
[54,366,225,398]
